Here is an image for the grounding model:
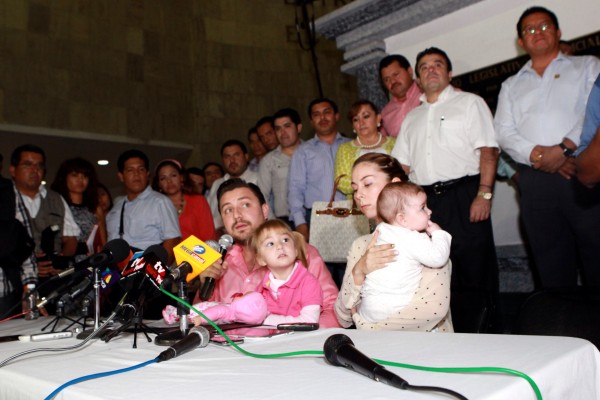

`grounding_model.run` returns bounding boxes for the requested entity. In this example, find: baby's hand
[426,220,441,235]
